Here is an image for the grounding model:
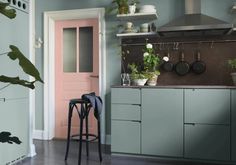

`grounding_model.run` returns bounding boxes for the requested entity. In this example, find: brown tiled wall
[122,36,236,86]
